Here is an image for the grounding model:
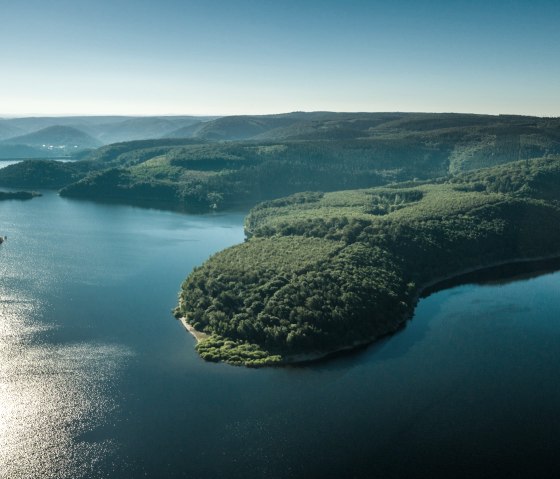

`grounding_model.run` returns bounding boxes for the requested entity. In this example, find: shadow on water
[421,256,560,298]
[291,256,560,371]
[62,194,253,216]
